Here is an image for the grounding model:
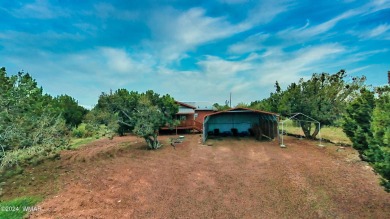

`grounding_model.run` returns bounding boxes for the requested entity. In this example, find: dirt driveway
[29,134,390,218]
